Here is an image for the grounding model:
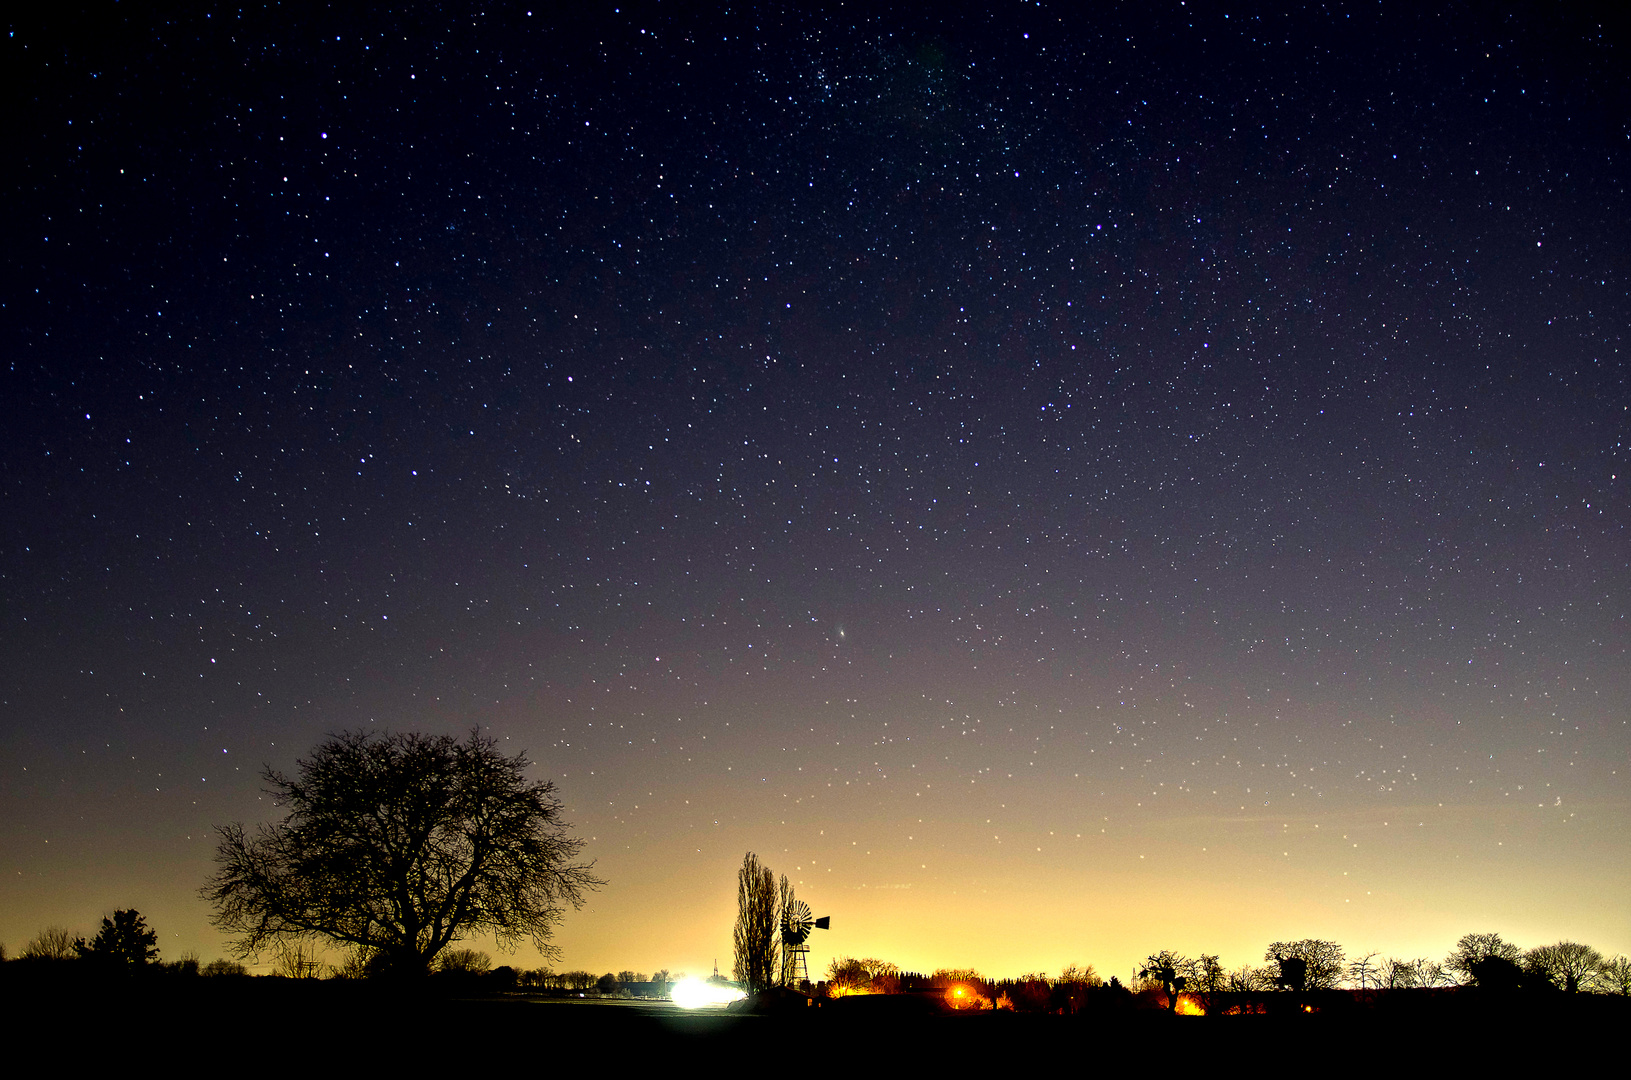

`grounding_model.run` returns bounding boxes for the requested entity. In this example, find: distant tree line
[1,910,689,999]
[516,968,676,996]
[799,931,1631,1013]
[10,906,1626,1008]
